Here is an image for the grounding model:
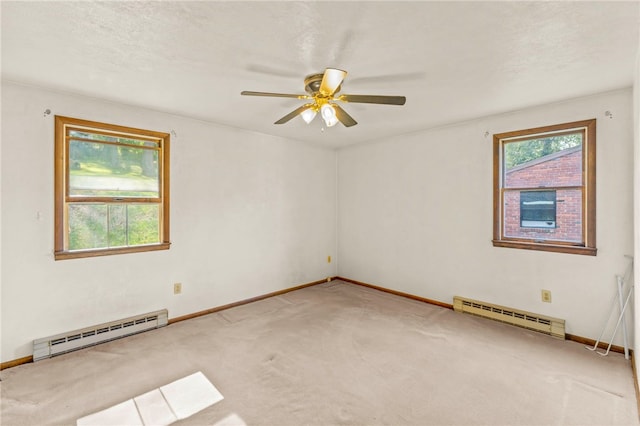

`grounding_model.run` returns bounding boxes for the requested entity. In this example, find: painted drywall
[0,82,337,362]
[0,82,3,365]
[633,38,640,362]
[338,89,634,345]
